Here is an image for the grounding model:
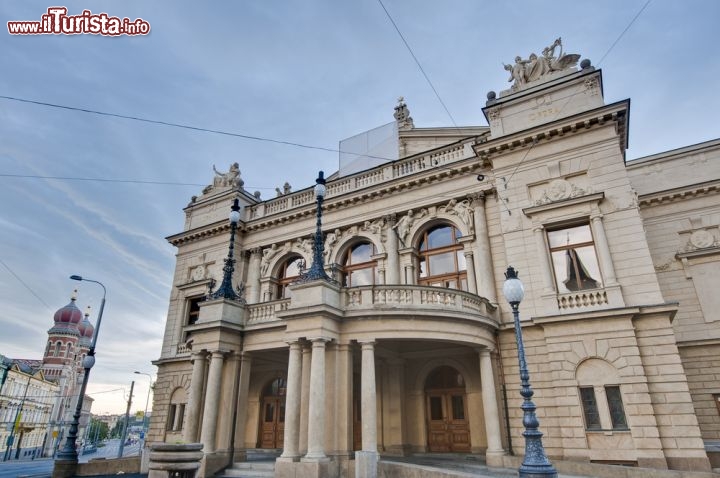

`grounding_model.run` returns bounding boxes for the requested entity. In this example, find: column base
[52,459,78,478]
[276,458,336,478]
[485,449,507,468]
[355,450,379,478]
[301,453,330,462]
[277,454,301,463]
